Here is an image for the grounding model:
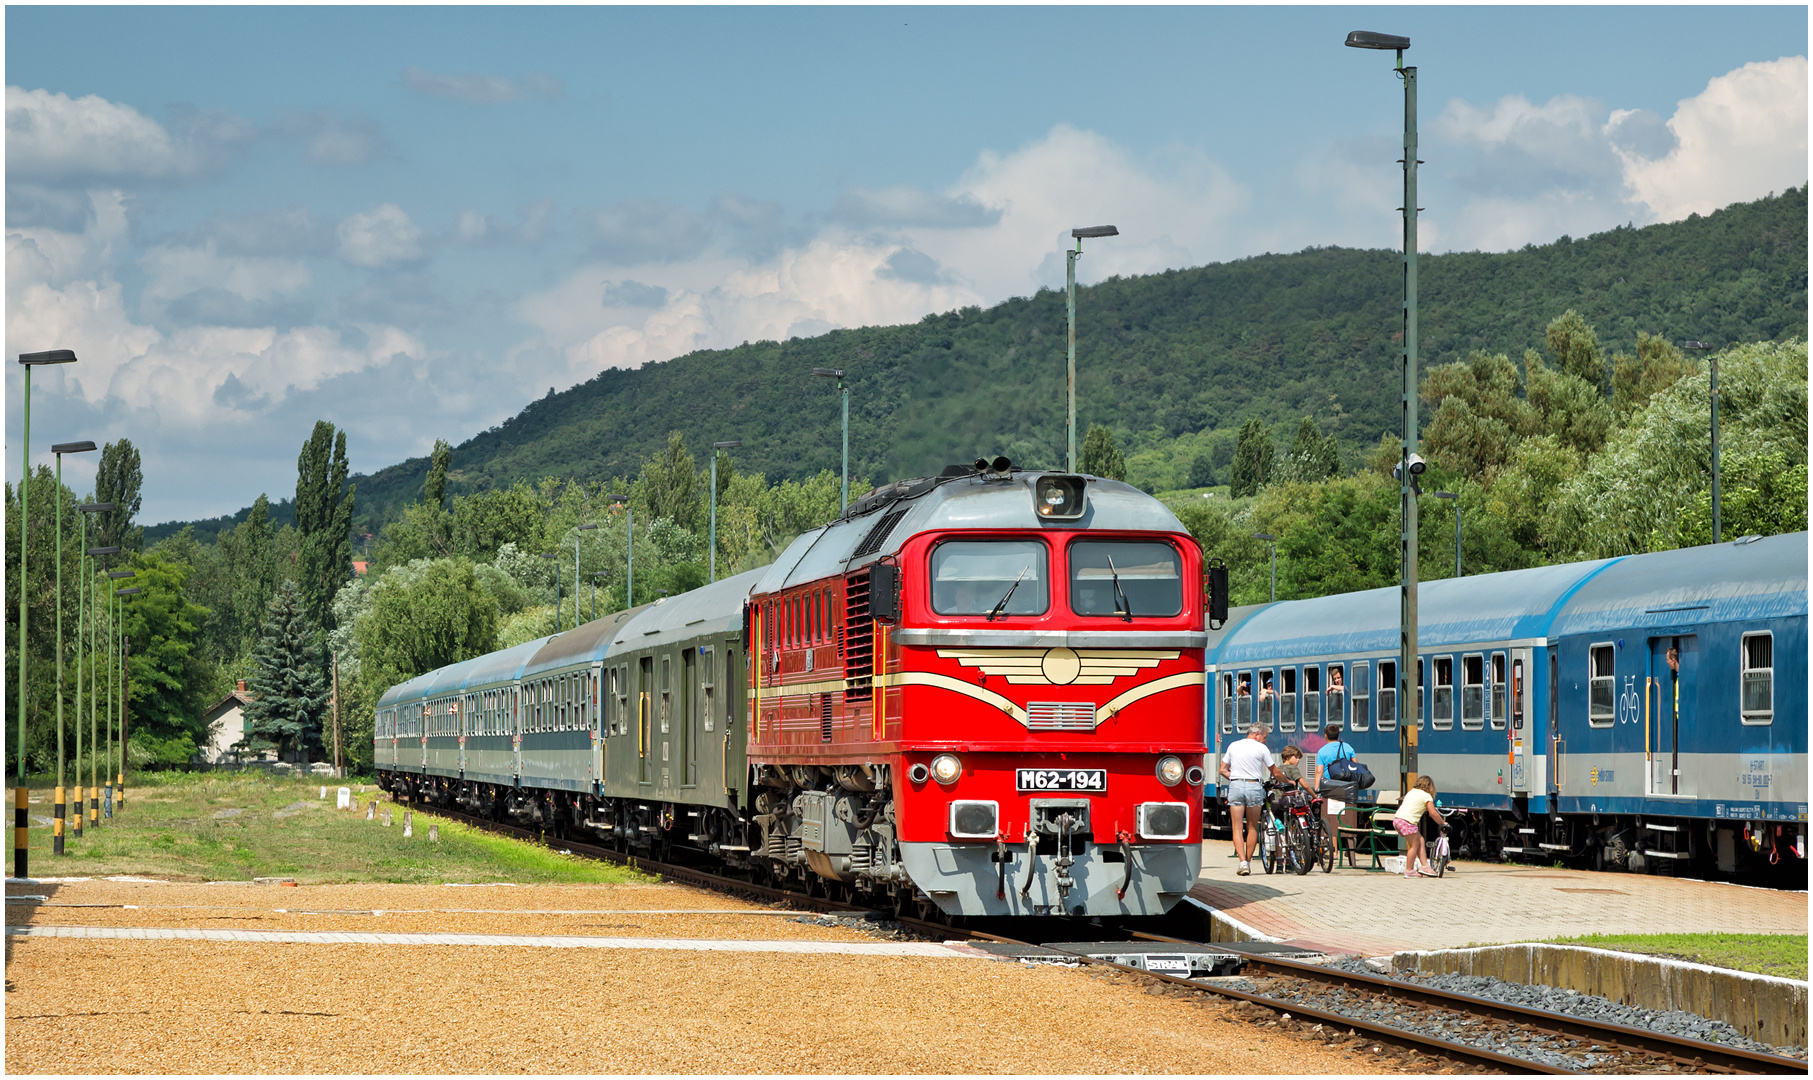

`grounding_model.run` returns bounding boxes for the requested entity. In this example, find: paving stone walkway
[1191,839,1807,955]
